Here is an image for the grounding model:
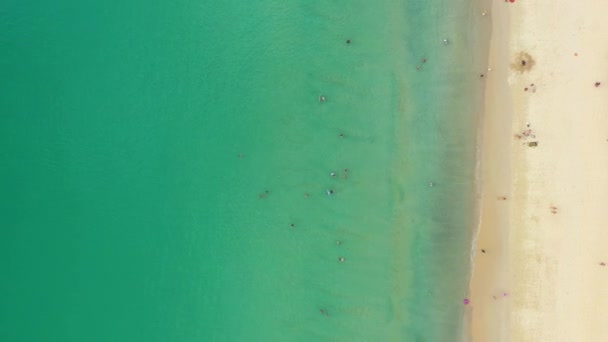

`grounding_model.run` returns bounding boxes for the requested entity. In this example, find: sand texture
[469,0,608,341]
